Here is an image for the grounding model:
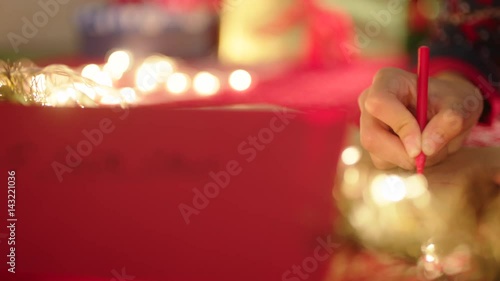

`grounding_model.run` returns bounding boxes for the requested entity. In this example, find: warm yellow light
[349,205,375,229]
[154,60,174,80]
[31,74,46,91]
[50,88,76,106]
[107,50,132,71]
[135,56,175,93]
[119,87,137,103]
[94,72,113,87]
[344,167,360,185]
[426,243,436,253]
[405,174,428,199]
[81,64,101,79]
[166,73,190,95]
[341,167,361,199]
[370,174,407,205]
[193,72,220,96]
[425,254,436,263]
[81,64,113,87]
[341,146,362,166]
[100,94,122,105]
[135,64,157,93]
[56,91,70,104]
[104,50,133,80]
[74,82,97,100]
[229,69,252,91]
